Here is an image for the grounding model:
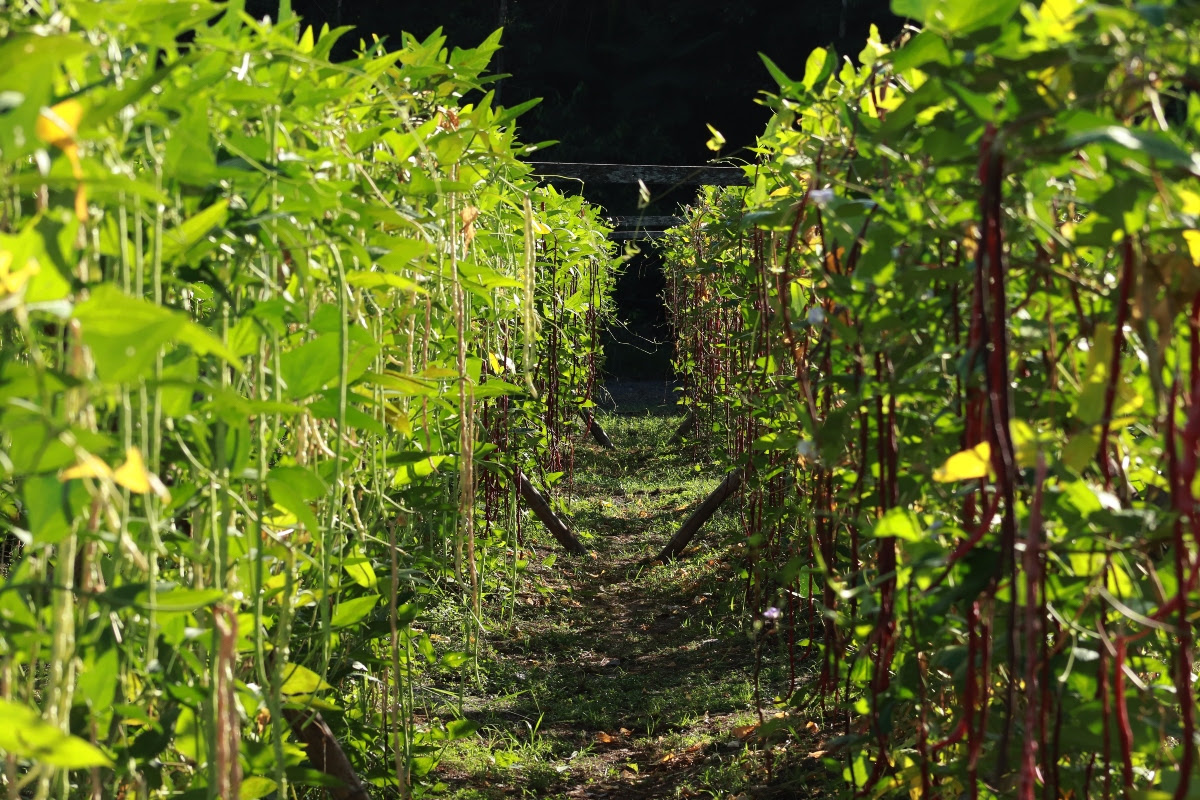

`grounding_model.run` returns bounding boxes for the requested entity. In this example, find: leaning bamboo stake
[517,470,589,555]
[579,410,614,449]
[667,408,697,446]
[654,468,743,562]
[282,708,373,800]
